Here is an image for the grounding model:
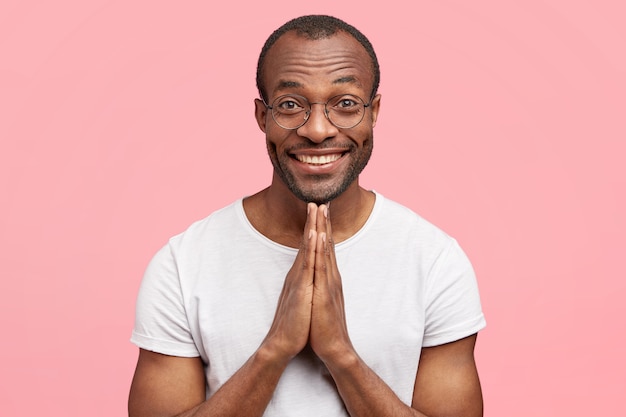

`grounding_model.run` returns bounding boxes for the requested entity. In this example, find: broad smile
[294,153,344,165]
[287,148,351,174]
